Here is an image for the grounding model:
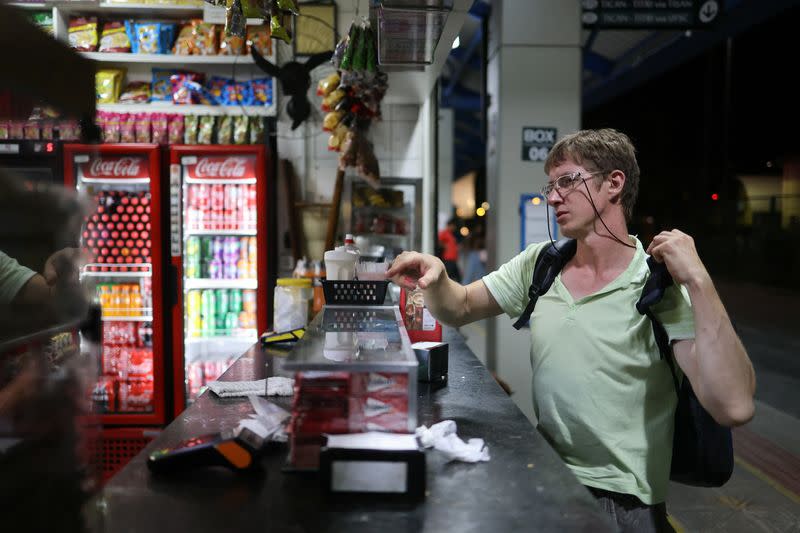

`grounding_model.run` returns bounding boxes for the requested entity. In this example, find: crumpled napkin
[415,420,490,463]
[207,376,294,398]
[236,395,290,443]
